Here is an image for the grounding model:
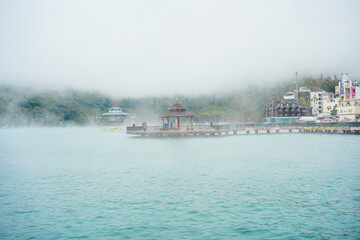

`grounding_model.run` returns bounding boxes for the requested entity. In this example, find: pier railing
[235,122,360,129]
[126,122,360,136]
[127,124,209,133]
[127,124,232,133]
